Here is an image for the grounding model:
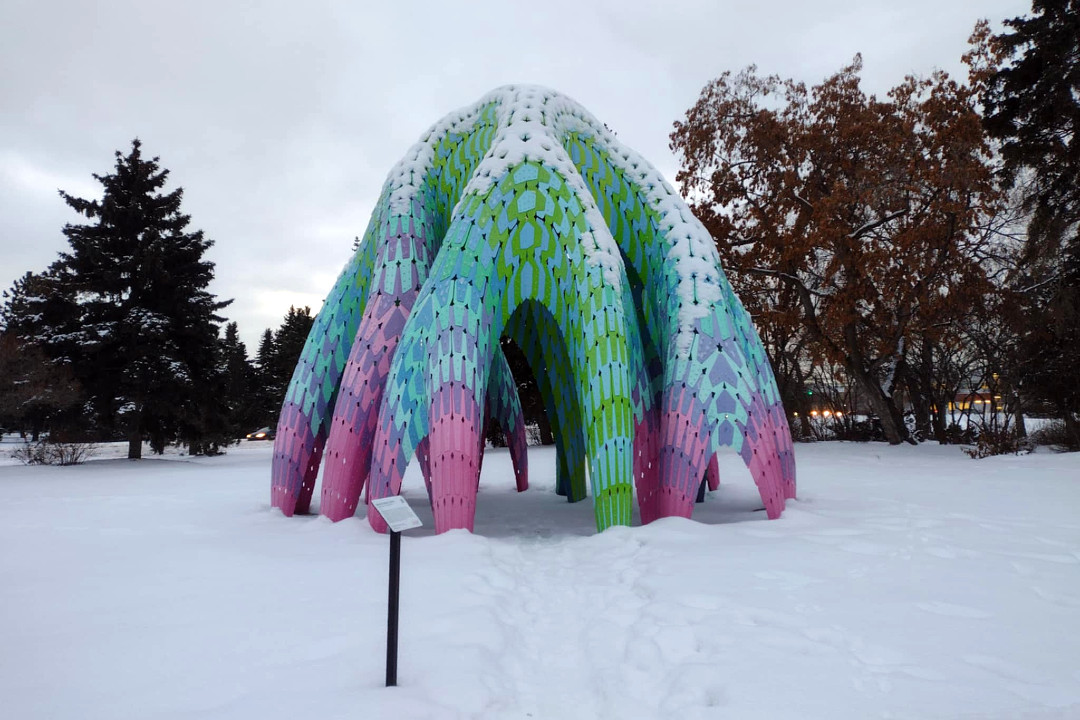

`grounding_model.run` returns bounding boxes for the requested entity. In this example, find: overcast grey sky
[0,0,1031,351]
